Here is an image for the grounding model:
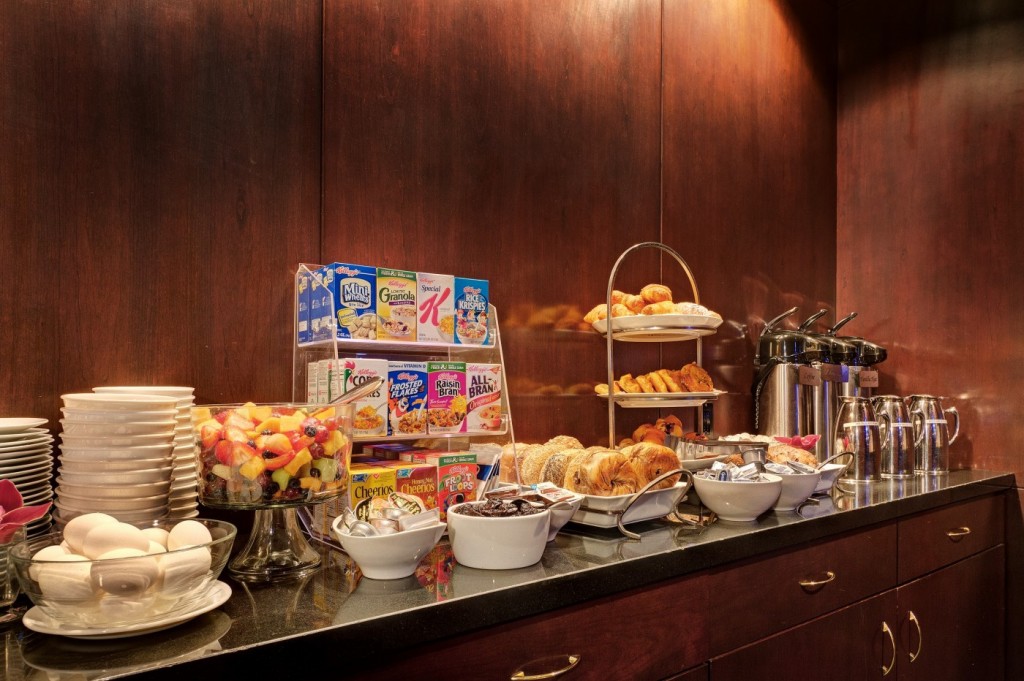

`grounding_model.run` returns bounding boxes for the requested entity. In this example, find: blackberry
[304,425,317,437]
